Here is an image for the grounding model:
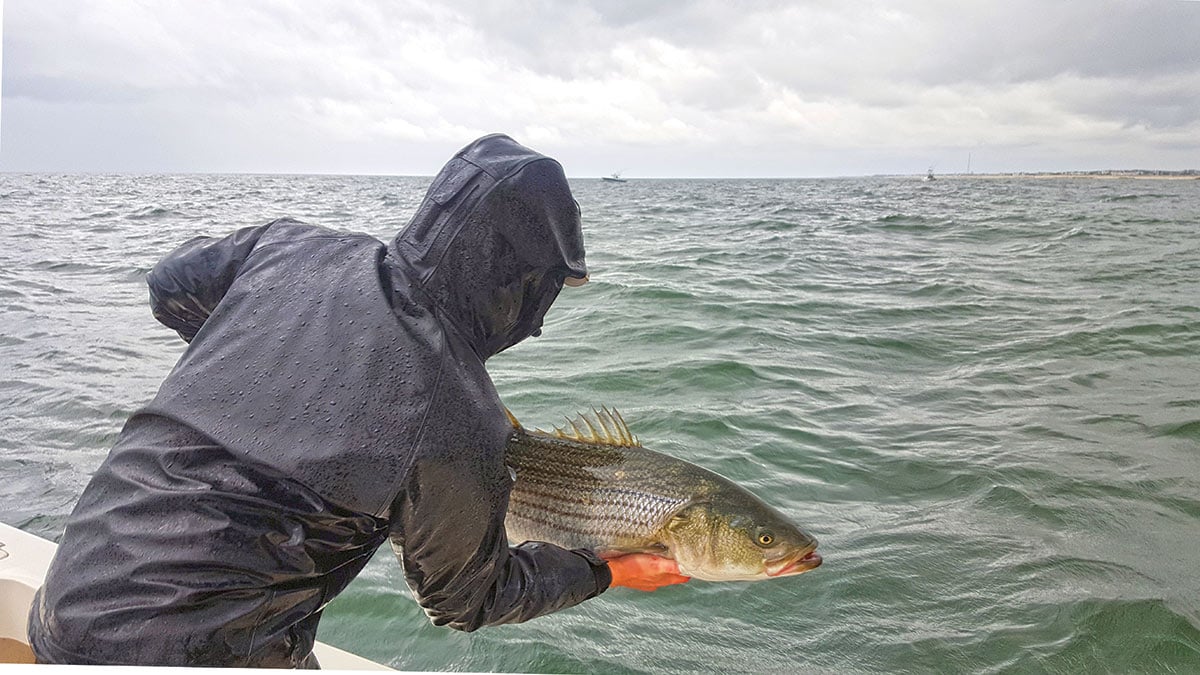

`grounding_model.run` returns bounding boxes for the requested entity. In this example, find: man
[28,134,688,667]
